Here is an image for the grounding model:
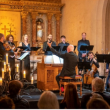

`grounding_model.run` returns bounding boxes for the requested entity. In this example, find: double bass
[84,56,97,85]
